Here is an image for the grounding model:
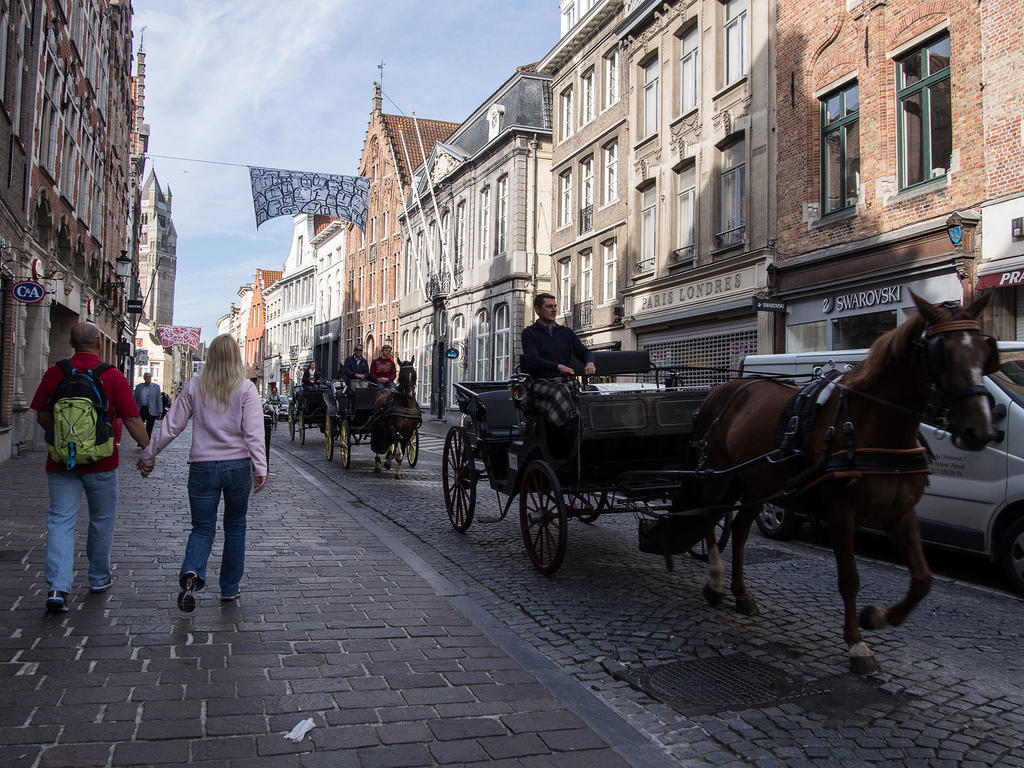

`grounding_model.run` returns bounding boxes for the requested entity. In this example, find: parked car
[263,395,289,420]
[739,343,1024,595]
